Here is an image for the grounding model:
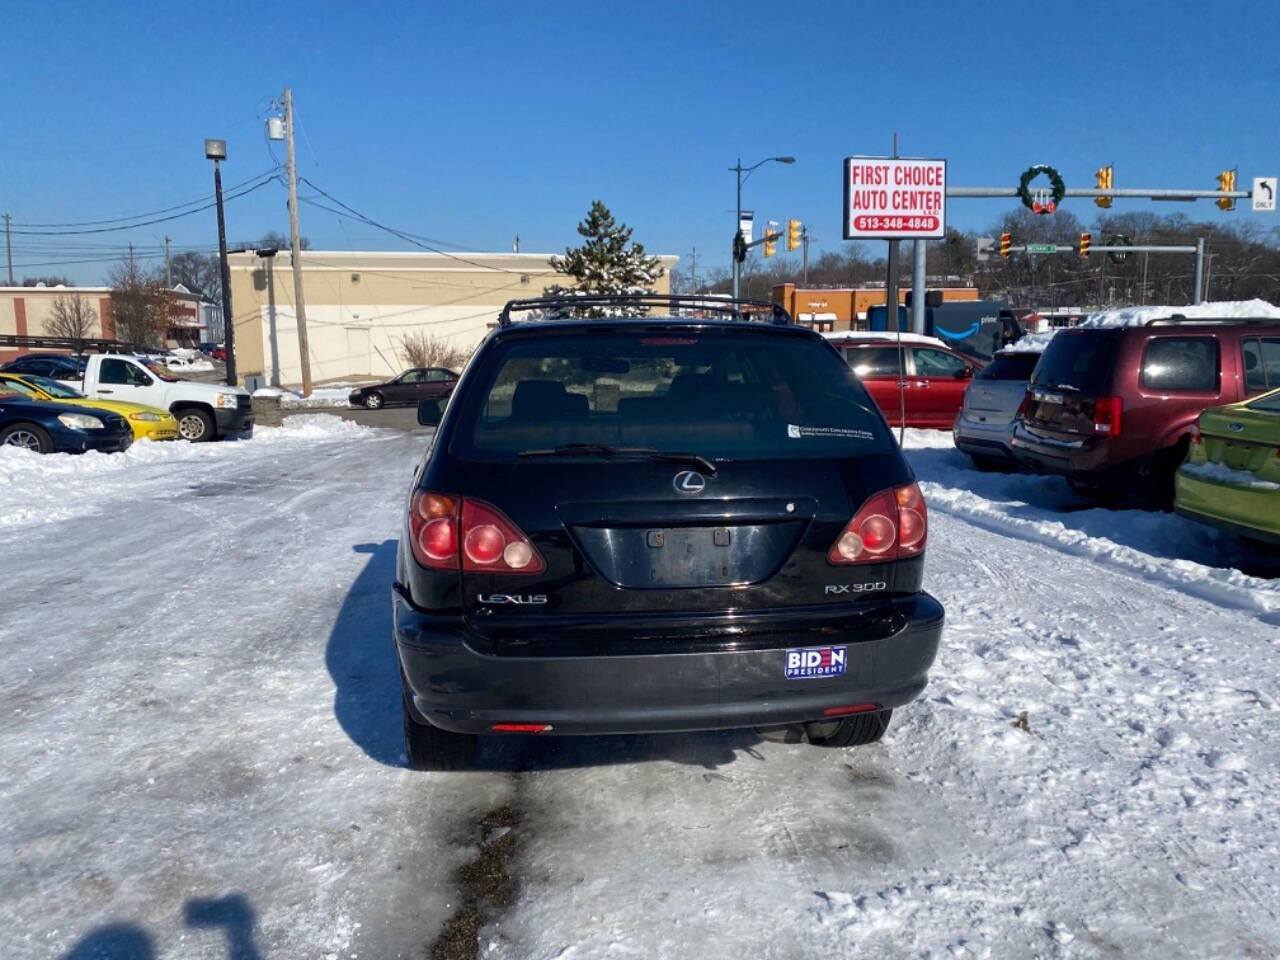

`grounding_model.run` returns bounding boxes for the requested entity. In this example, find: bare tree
[46,294,98,341]
[108,259,173,348]
[398,331,470,370]
[260,230,310,251]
